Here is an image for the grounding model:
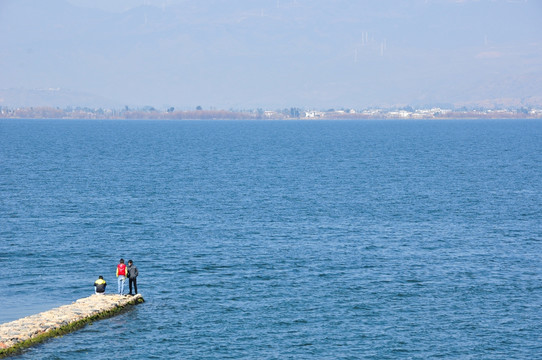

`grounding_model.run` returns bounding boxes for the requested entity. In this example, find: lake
[1,119,541,359]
